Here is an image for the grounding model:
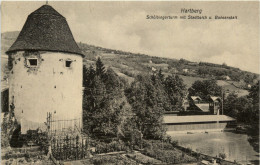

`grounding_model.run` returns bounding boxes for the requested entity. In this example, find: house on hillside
[151,67,156,72]
[183,68,189,73]
[222,75,231,81]
[169,67,178,74]
[189,69,197,75]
